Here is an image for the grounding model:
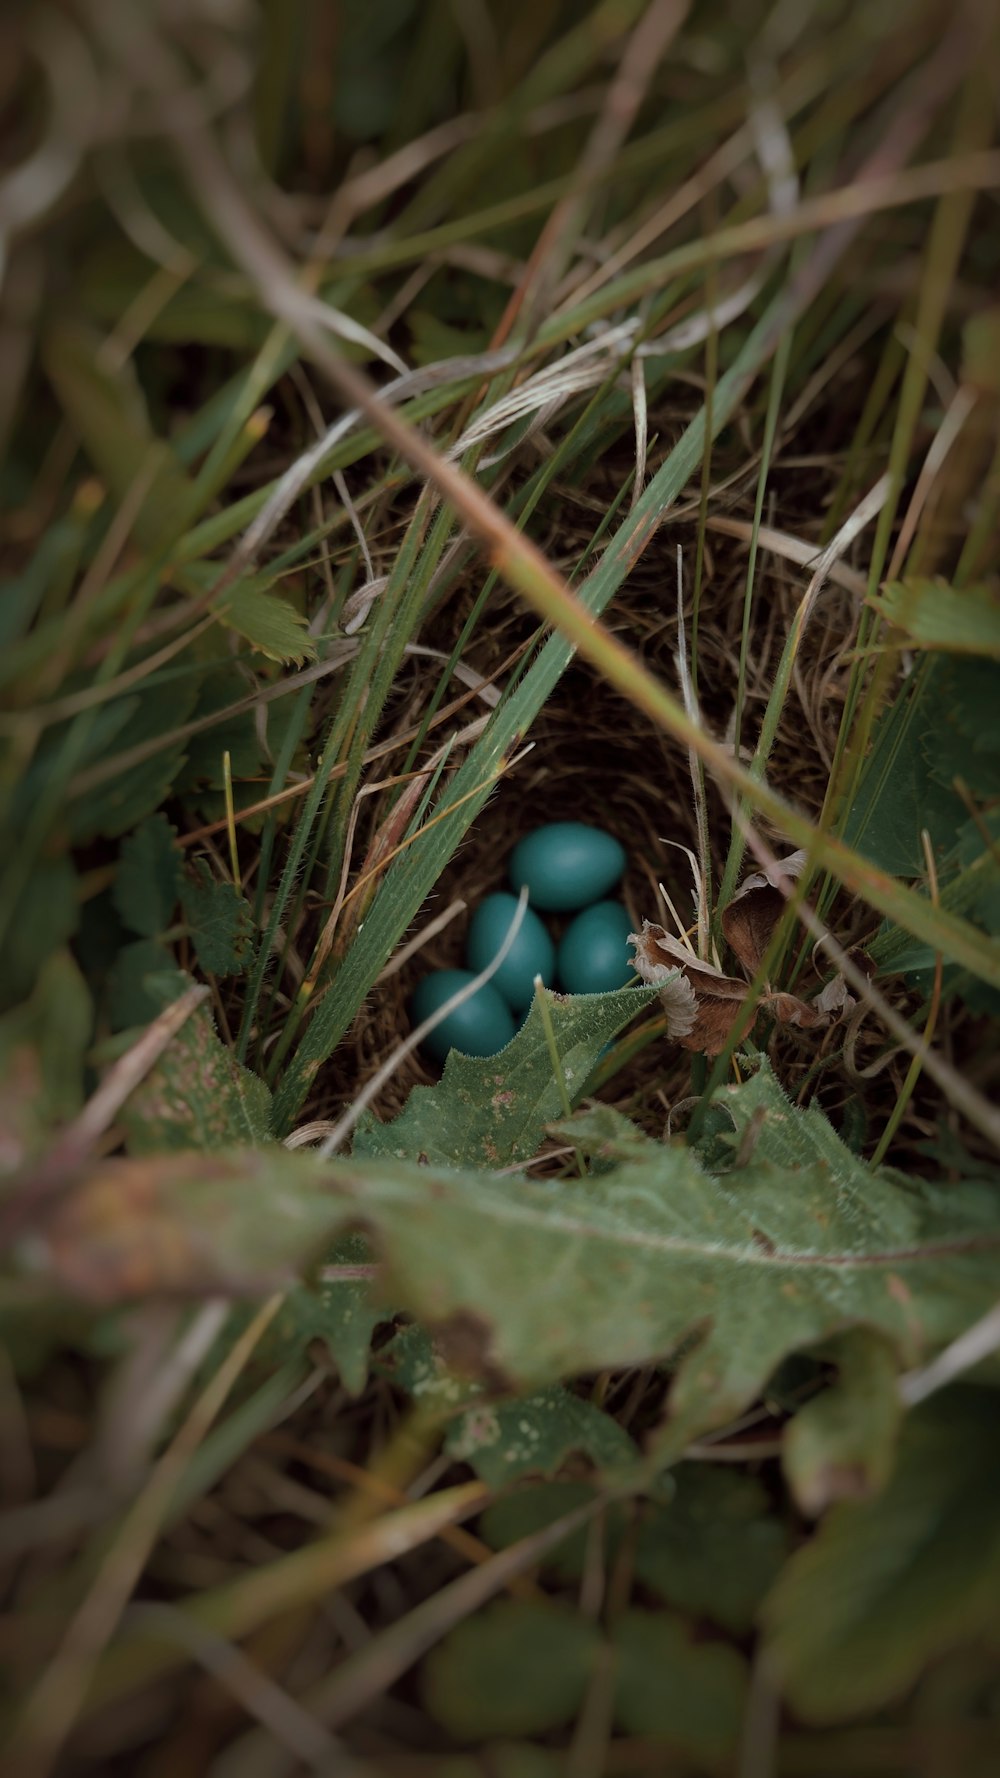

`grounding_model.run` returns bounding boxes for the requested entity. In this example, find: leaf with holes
[372,1324,638,1483]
